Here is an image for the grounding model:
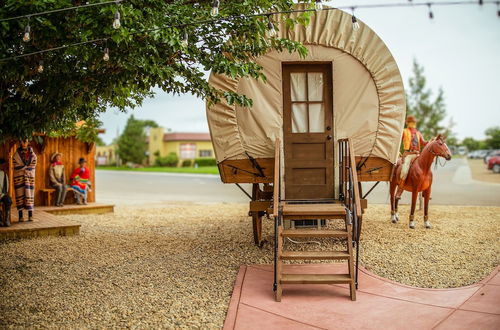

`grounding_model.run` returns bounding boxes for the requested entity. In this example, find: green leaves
[0,0,313,140]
